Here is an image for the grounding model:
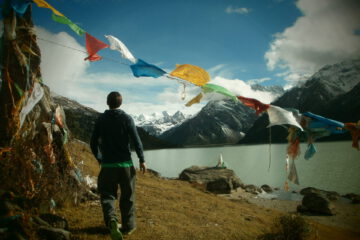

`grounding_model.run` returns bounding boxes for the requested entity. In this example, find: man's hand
[139,162,147,174]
